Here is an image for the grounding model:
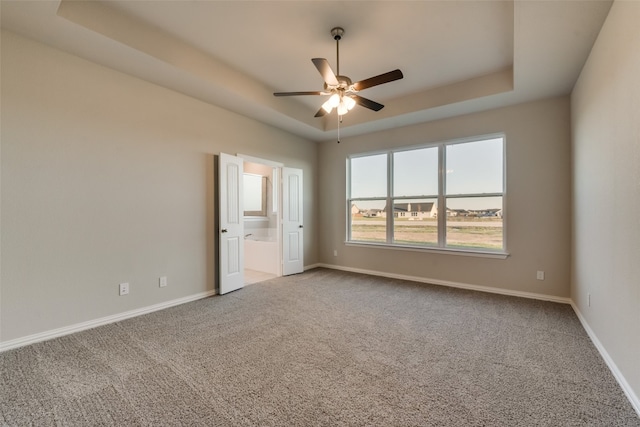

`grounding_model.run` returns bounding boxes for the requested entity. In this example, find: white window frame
[346,134,508,259]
